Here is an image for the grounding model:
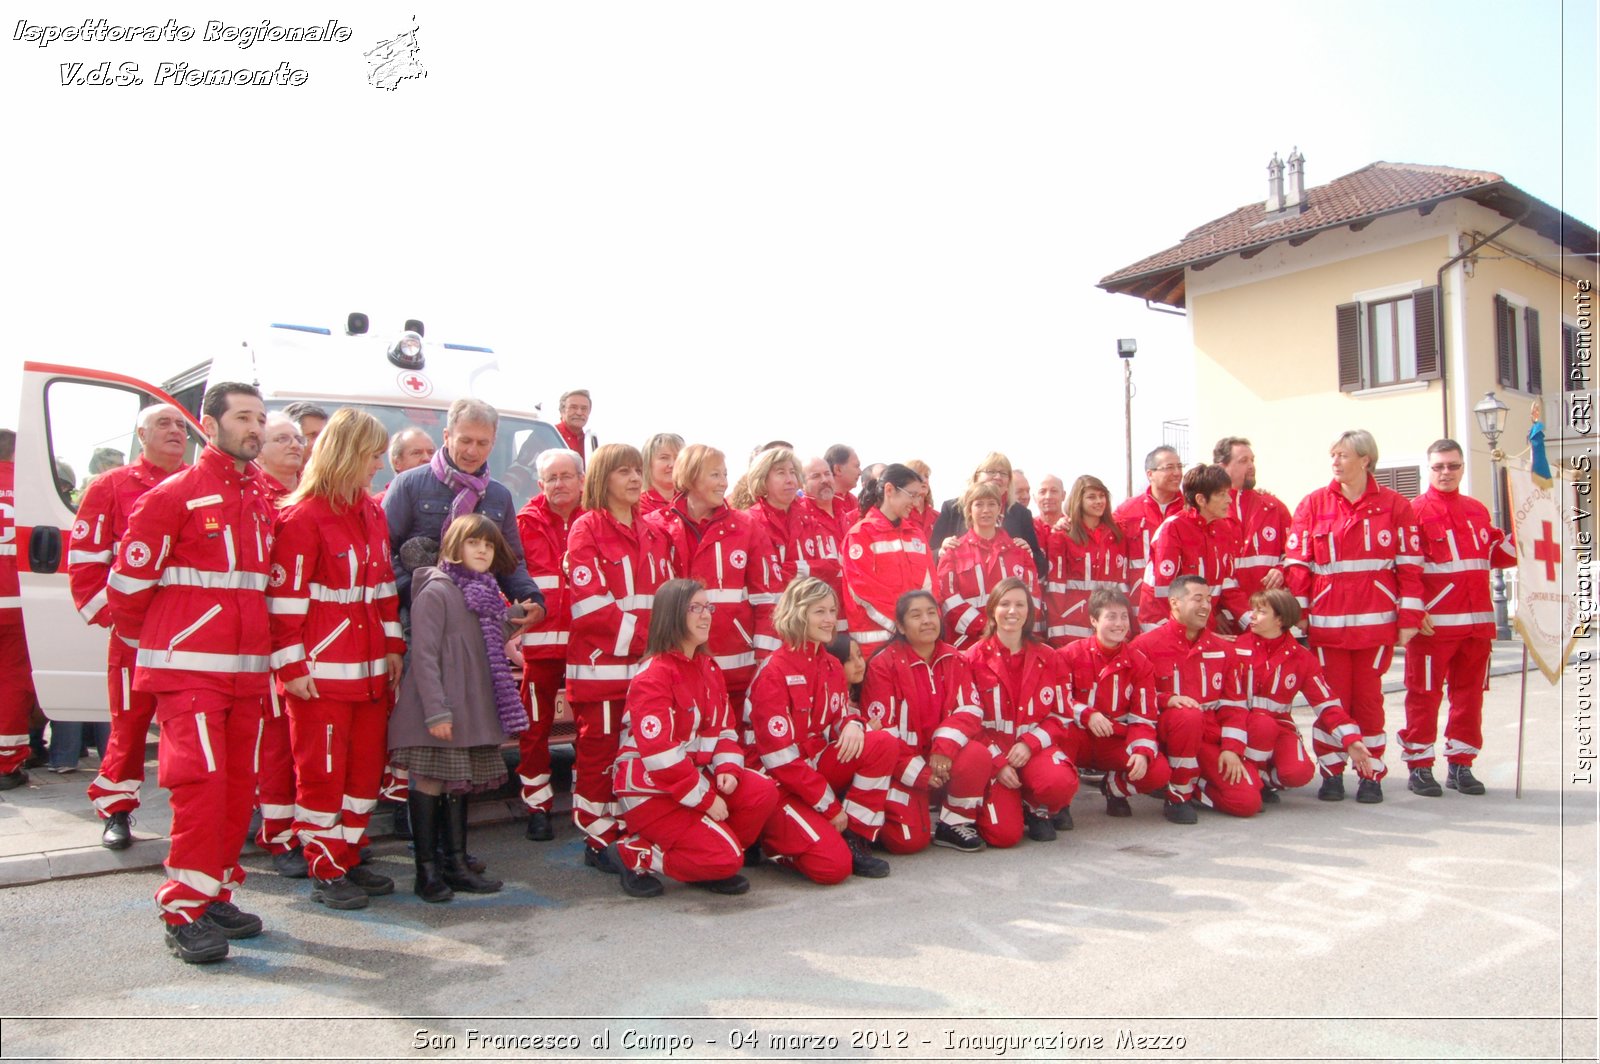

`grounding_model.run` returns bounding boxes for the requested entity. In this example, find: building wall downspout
[1436,210,1532,439]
